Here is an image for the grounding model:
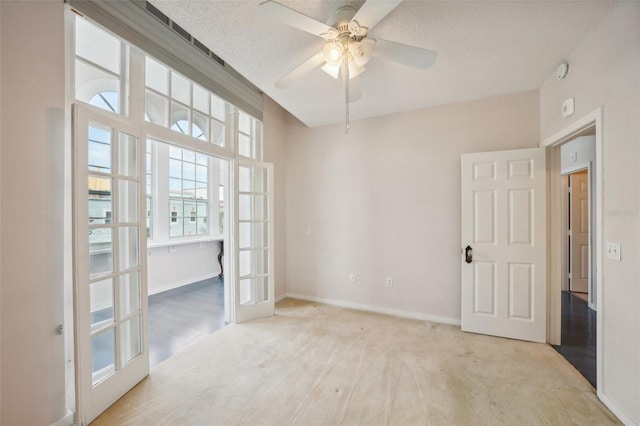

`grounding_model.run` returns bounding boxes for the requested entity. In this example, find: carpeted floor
[92,298,620,425]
